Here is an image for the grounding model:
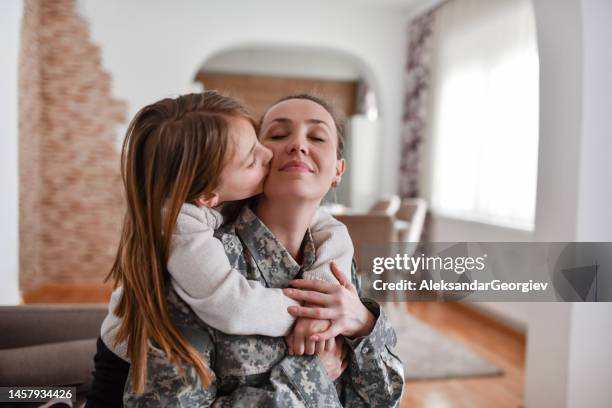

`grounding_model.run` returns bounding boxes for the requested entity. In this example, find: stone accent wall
[19,0,126,292]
